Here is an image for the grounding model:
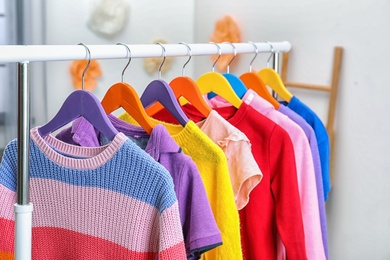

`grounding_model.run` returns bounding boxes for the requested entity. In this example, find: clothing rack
[0,41,291,260]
